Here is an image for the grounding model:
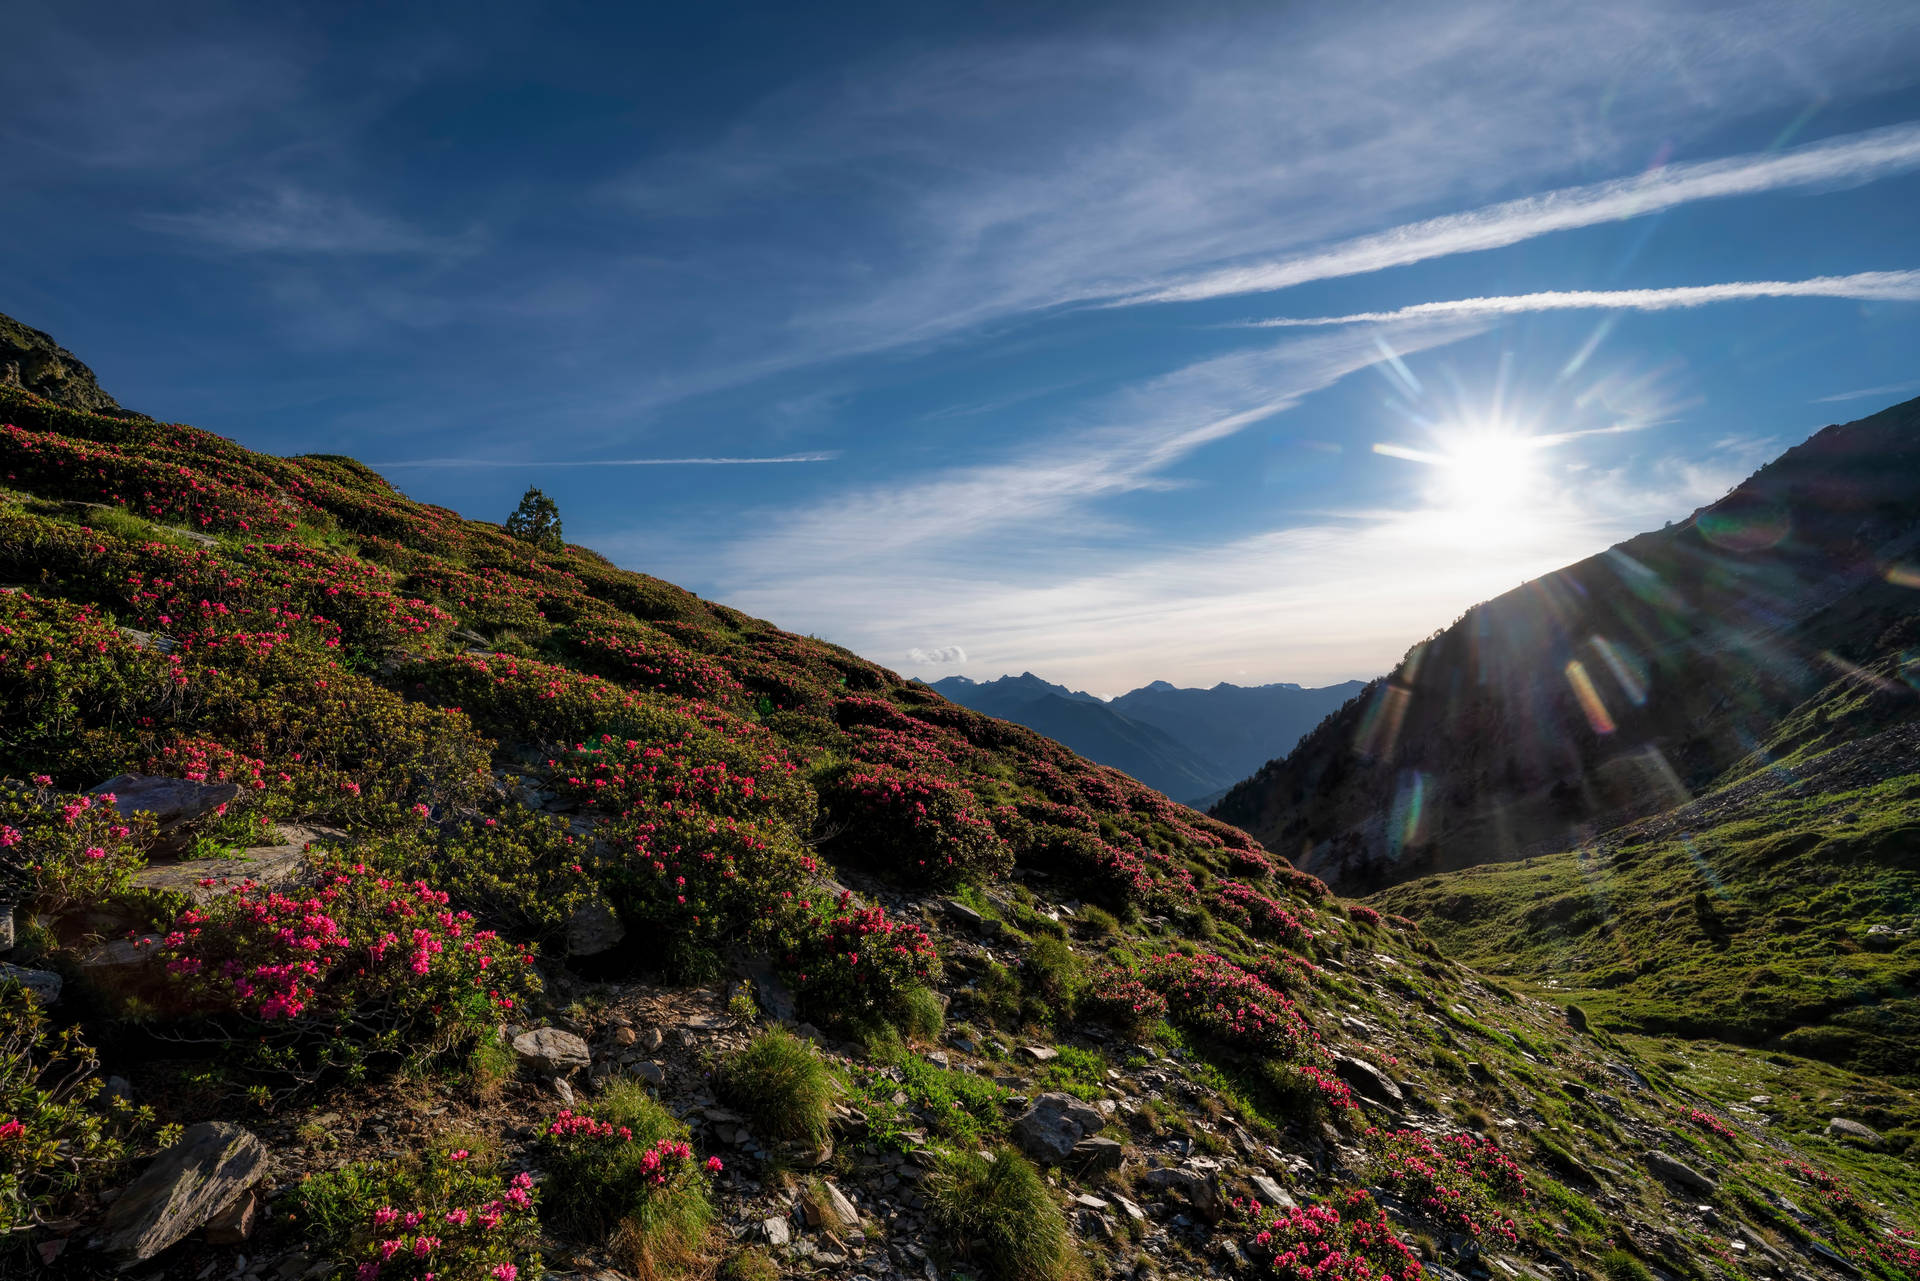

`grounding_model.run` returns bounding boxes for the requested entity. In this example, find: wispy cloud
[1246,271,1920,328]
[372,453,840,467]
[1811,379,1920,403]
[142,185,468,256]
[1113,124,1920,307]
